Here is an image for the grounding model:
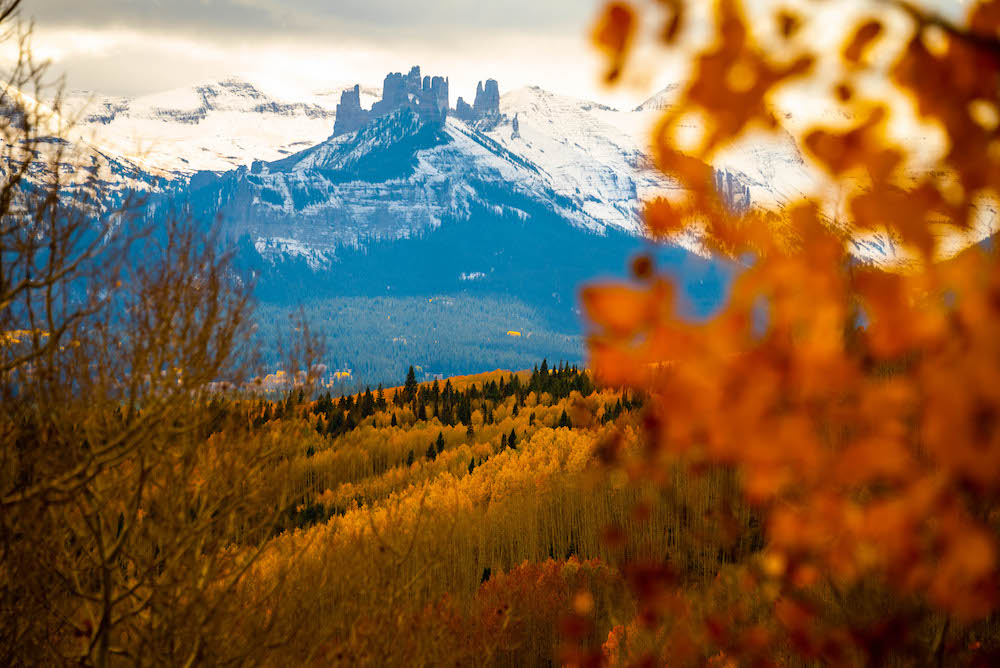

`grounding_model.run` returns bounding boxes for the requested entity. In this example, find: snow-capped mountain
[28,69,998,385]
[66,77,380,174]
[60,71,841,263]
[61,71,998,271]
[169,81,813,266]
